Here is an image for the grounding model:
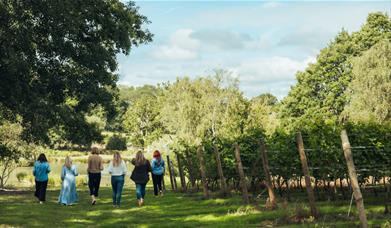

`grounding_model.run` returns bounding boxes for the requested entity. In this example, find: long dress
[58,165,78,205]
